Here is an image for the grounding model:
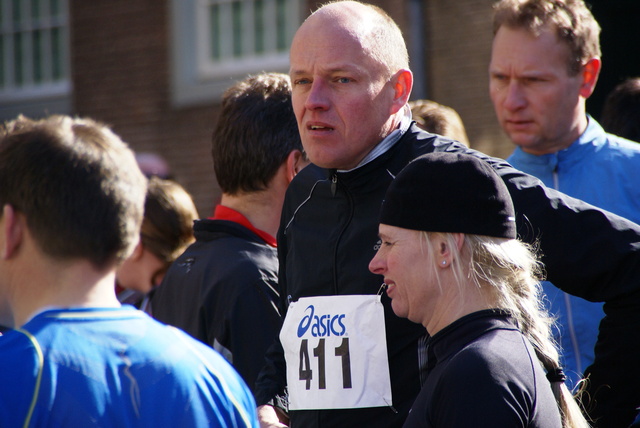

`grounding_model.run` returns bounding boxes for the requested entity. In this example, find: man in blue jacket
[490,0,640,403]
